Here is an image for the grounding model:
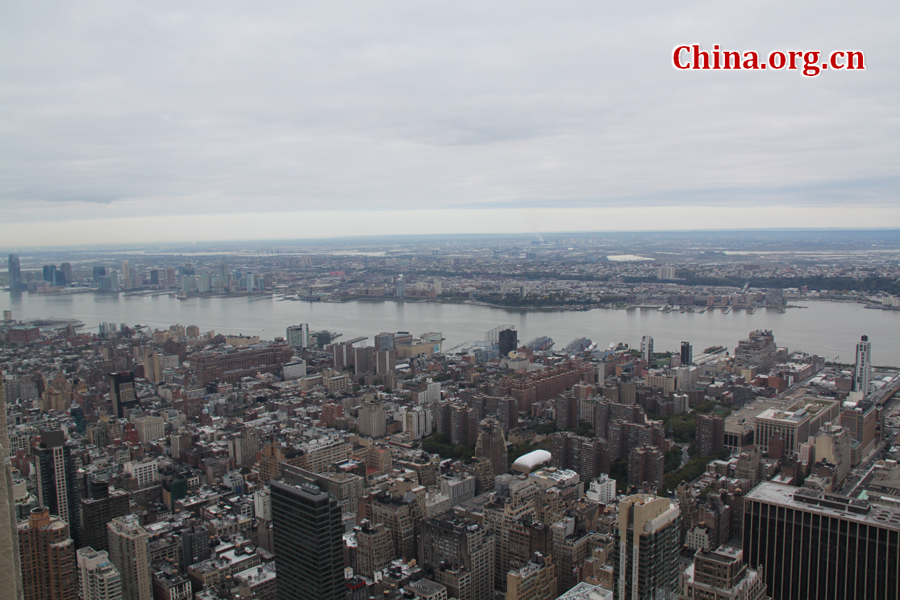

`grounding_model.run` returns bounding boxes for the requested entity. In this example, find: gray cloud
[1,1,898,235]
